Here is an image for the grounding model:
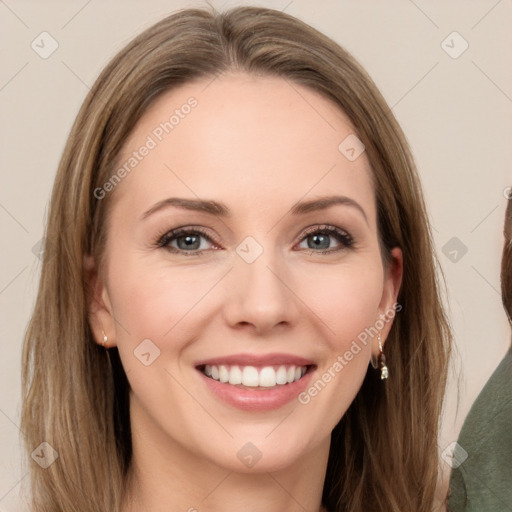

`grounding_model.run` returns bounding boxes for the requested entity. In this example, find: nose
[222,247,301,335]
